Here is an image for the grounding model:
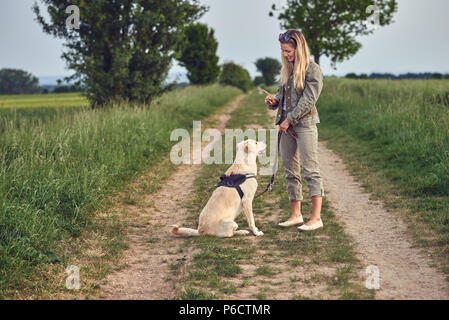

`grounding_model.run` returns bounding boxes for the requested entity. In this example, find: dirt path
[318,142,449,299]
[97,95,449,300]
[96,95,246,299]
